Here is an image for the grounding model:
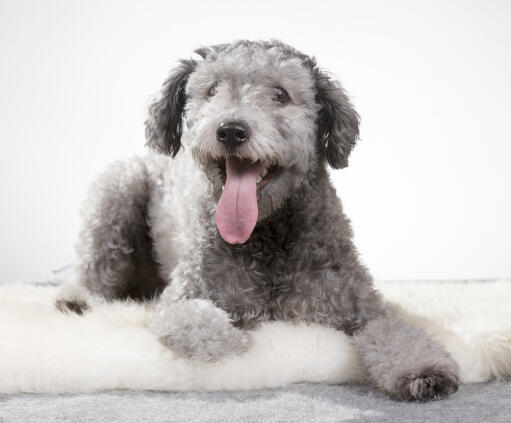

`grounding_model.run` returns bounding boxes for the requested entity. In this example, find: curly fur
[58,40,459,401]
